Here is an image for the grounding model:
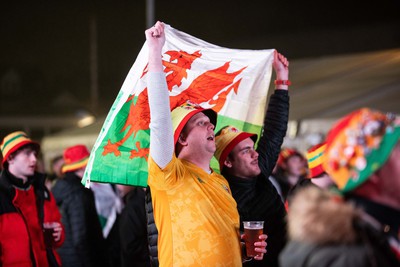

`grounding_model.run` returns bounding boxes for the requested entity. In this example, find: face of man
[181,112,216,155]
[374,142,400,208]
[224,137,261,179]
[7,147,38,180]
[284,155,305,177]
